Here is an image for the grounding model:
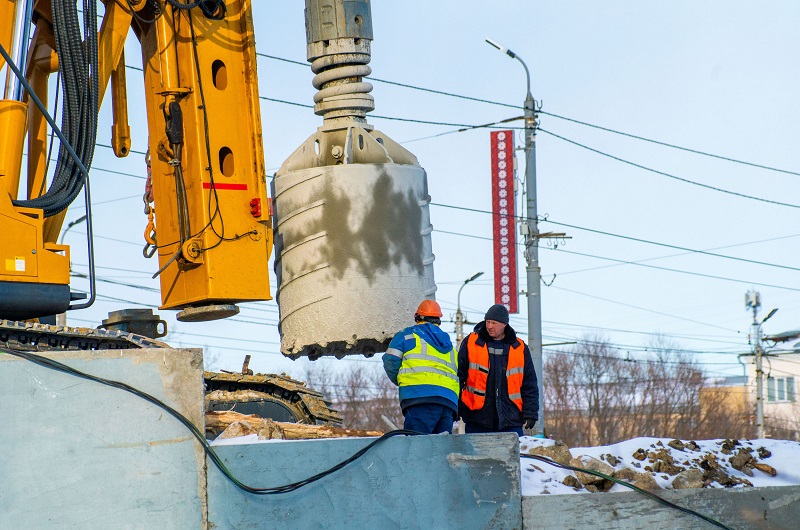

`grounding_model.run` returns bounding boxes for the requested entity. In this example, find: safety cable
[0,346,421,495]
[522,454,735,530]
